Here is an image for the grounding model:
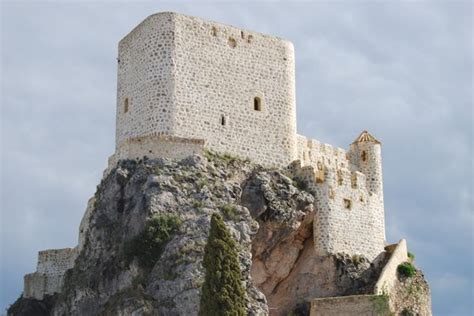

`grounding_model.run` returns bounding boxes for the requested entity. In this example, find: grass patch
[292,178,307,191]
[407,251,415,261]
[370,294,391,316]
[398,262,416,278]
[220,204,240,221]
[401,308,415,316]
